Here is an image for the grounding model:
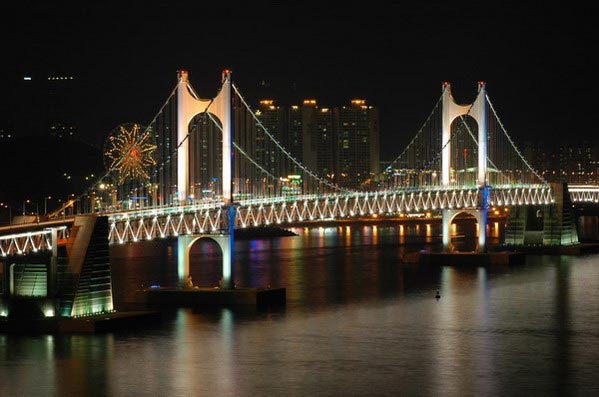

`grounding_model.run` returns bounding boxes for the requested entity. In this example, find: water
[1,221,599,396]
